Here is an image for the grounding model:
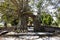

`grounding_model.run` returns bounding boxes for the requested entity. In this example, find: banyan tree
[9,0,33,32]
[0,0,41,32]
